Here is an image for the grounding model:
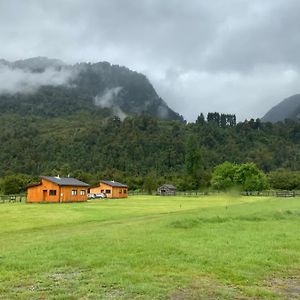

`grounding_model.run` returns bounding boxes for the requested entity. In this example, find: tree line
[0,112,299,194]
